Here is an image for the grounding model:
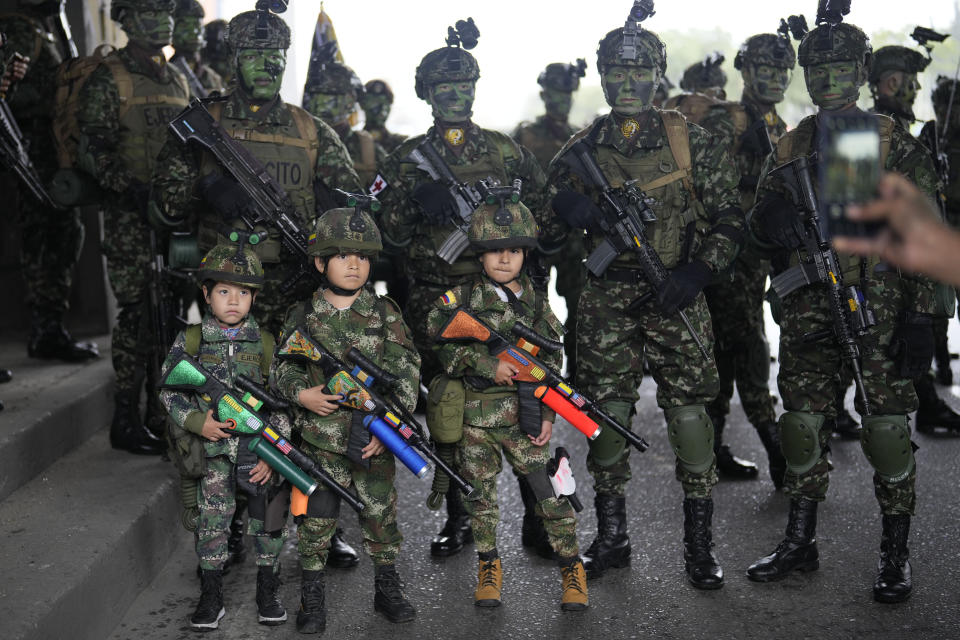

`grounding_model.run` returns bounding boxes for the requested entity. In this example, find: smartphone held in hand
[818,111,883,238]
